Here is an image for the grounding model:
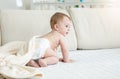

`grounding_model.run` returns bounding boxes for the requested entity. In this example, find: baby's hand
[59,58,75,63]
